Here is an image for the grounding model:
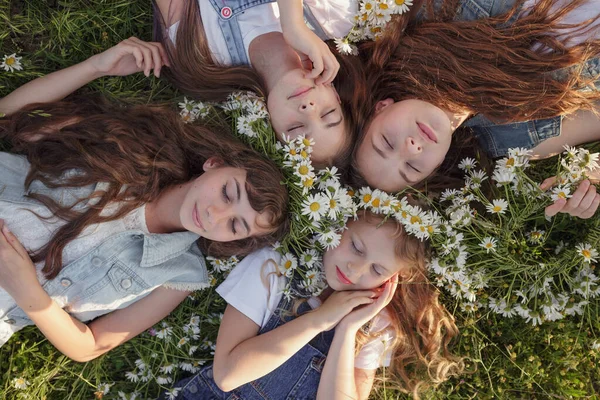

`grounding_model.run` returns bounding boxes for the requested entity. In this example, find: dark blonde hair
[0,96,290,279]
[355,211,463,397]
